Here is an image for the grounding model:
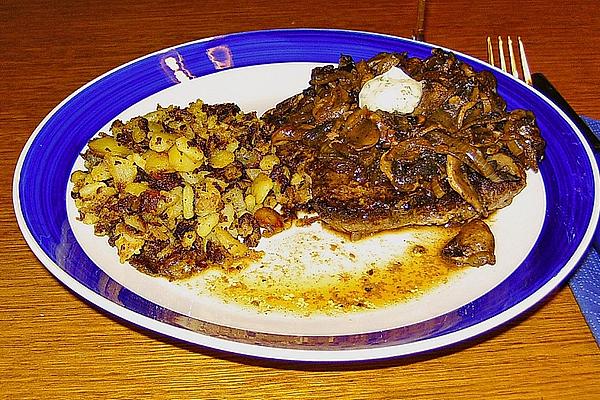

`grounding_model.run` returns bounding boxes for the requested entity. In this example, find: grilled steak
[262,50,545,239]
